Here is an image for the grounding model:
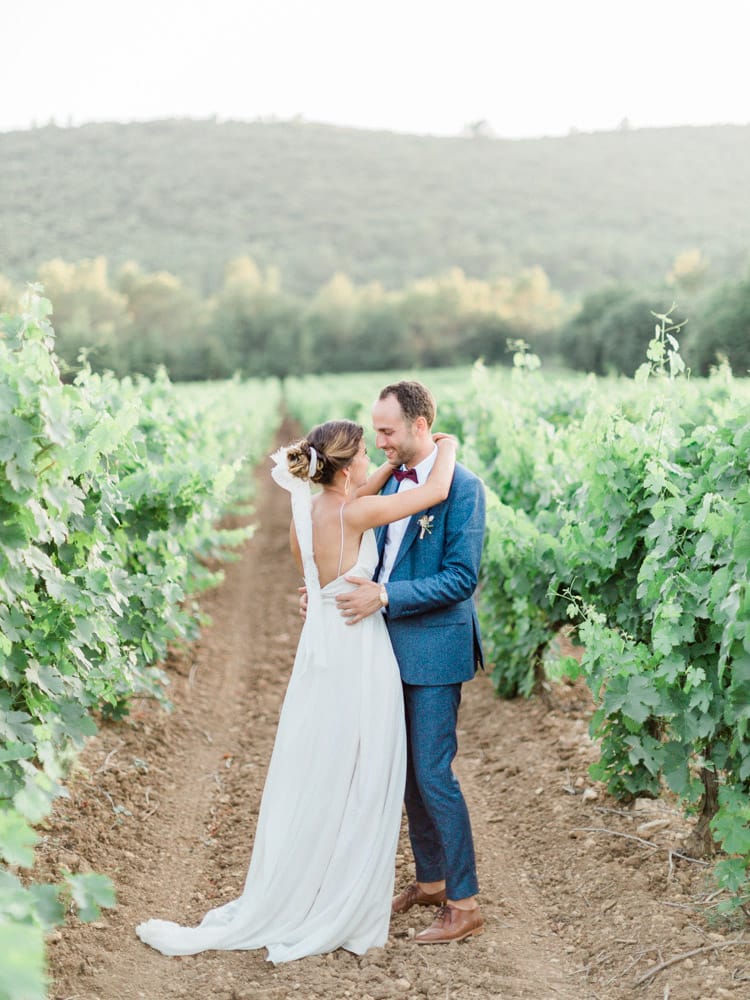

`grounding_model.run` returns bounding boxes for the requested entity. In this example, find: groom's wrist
[378,584,389,608]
